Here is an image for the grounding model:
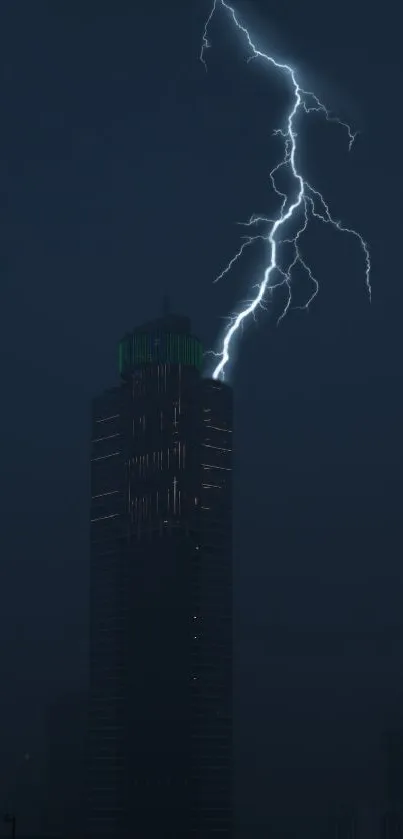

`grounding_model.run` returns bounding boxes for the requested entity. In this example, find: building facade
[381,730,403,838]
[88,313,233,837]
